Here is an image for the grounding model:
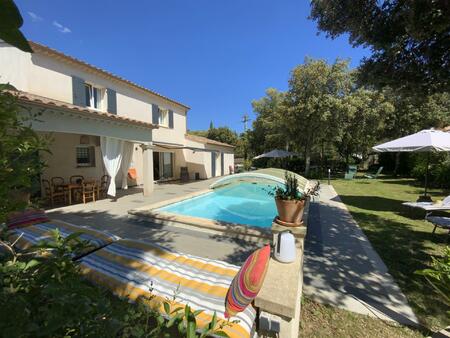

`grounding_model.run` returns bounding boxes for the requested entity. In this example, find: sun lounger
[364,166,383,179]
[402,196,450,211]
[8,220,120,258]
[79,239,256,338]
[426,216,450,239]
